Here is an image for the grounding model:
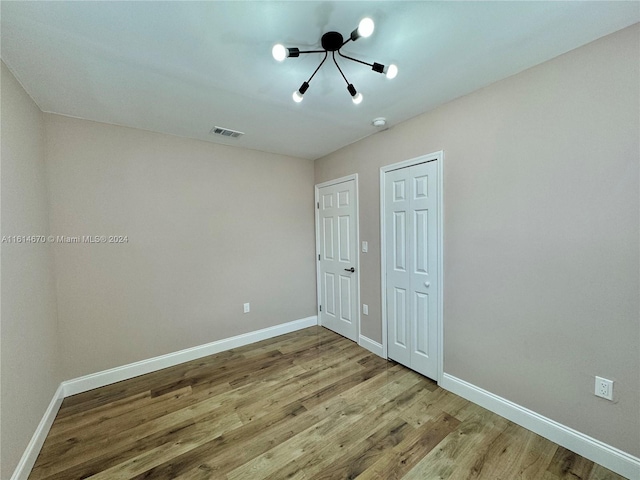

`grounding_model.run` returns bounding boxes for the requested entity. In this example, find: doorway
[315,175,359,342]
[380,152,443,381]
